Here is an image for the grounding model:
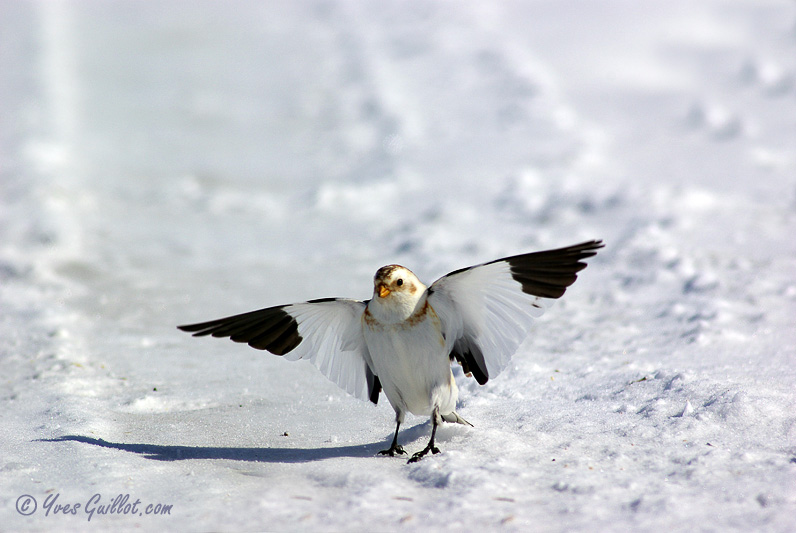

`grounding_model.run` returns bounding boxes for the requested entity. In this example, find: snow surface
[2,1,795,531]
